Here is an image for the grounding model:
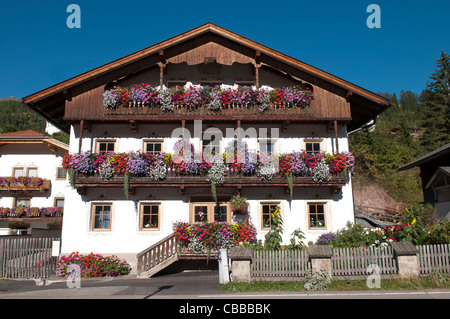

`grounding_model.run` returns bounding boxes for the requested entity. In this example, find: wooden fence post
[309,245,333,277]
[391,242,419,278]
